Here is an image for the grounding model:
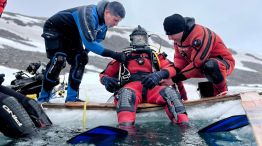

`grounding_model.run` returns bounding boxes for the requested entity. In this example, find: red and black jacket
[173,18,235,80]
